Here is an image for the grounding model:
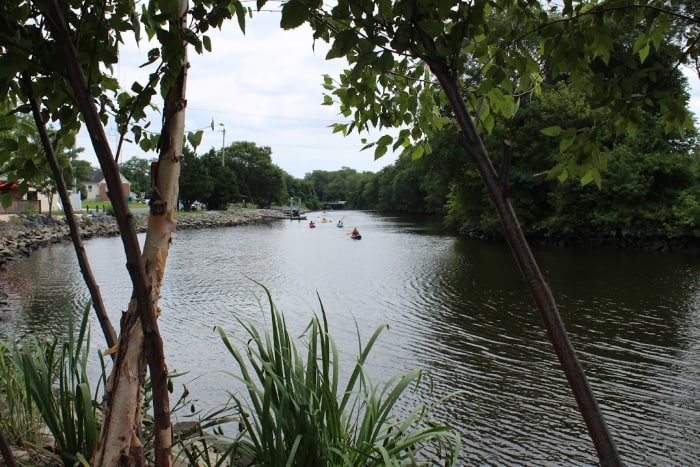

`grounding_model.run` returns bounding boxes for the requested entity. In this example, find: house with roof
[85,169,131,202]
